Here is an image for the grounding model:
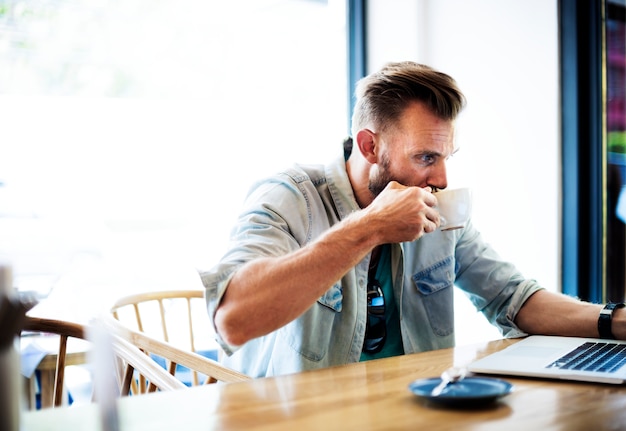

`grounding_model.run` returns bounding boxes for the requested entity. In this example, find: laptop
[467,335,626,384]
